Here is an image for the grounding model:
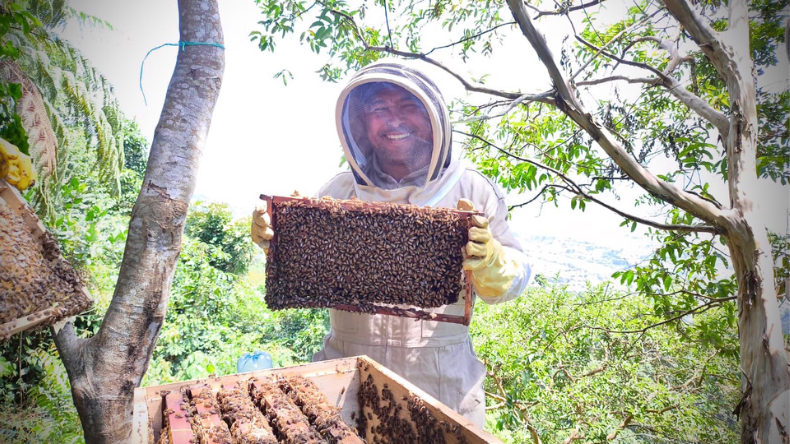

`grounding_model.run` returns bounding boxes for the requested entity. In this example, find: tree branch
[607,413,634,440]
[575,75,658,87]
[452,90,554,124]
[574,33,729,137]
[504,0,726,230]
[461,130,719,233]
[570,9,663,82]
[53,1,225,441]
